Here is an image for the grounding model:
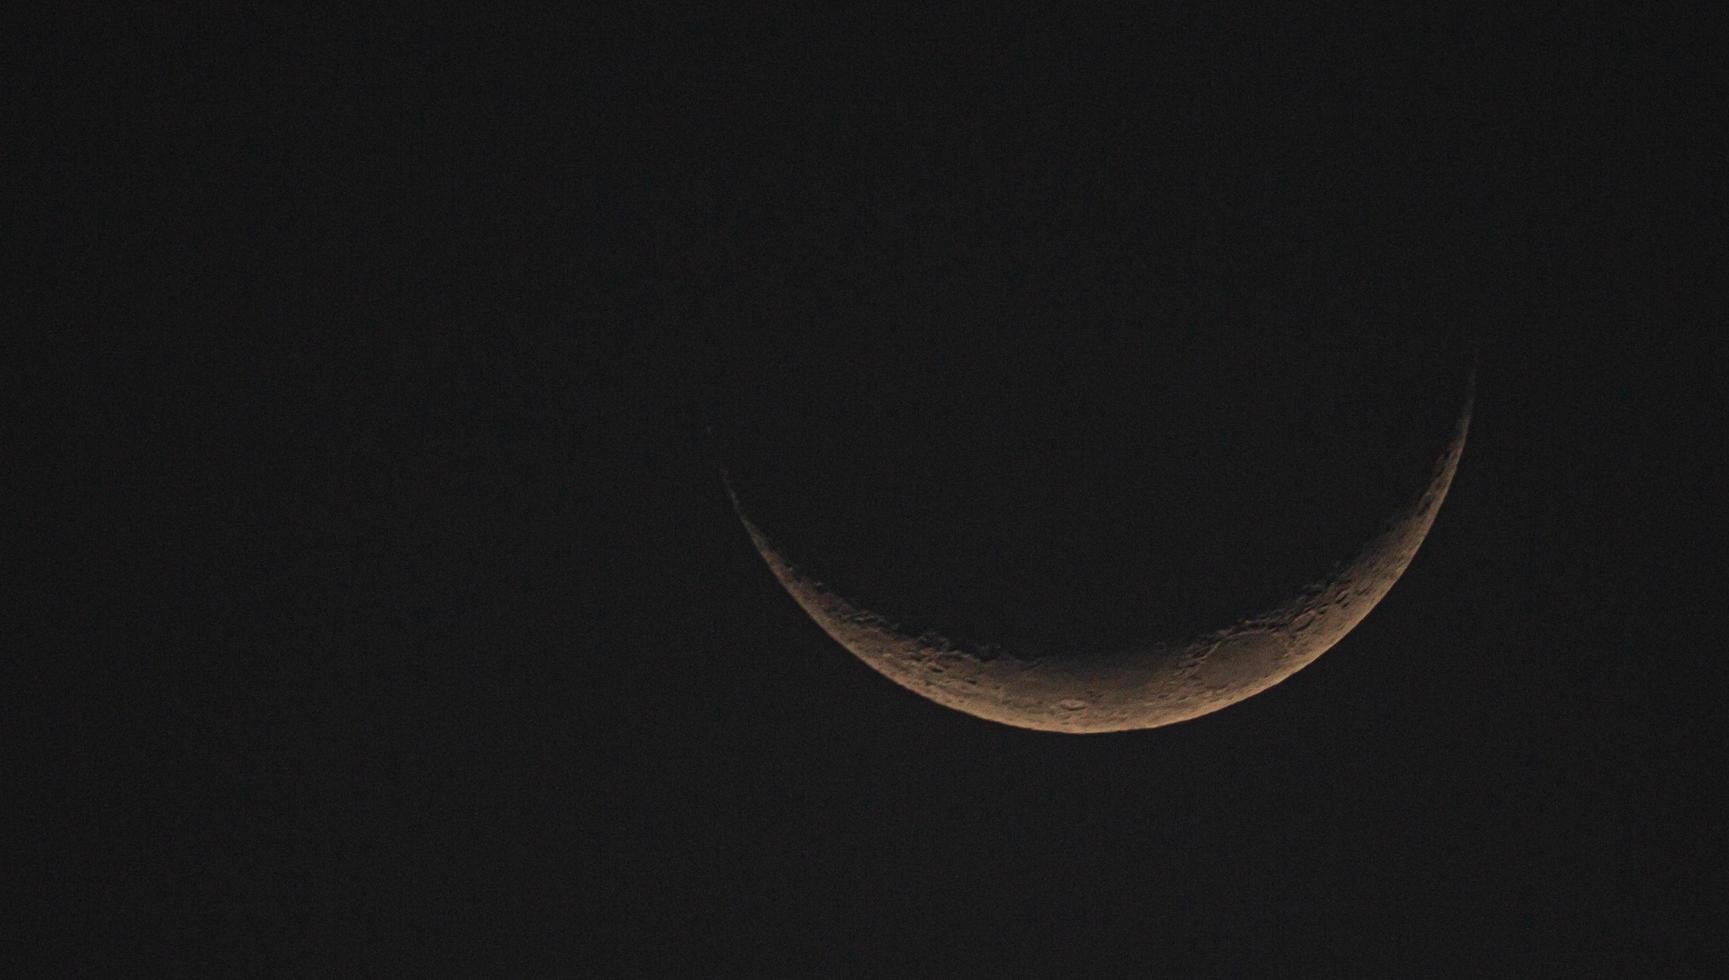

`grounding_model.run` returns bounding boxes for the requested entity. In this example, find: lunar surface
[728,372,1473,733]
